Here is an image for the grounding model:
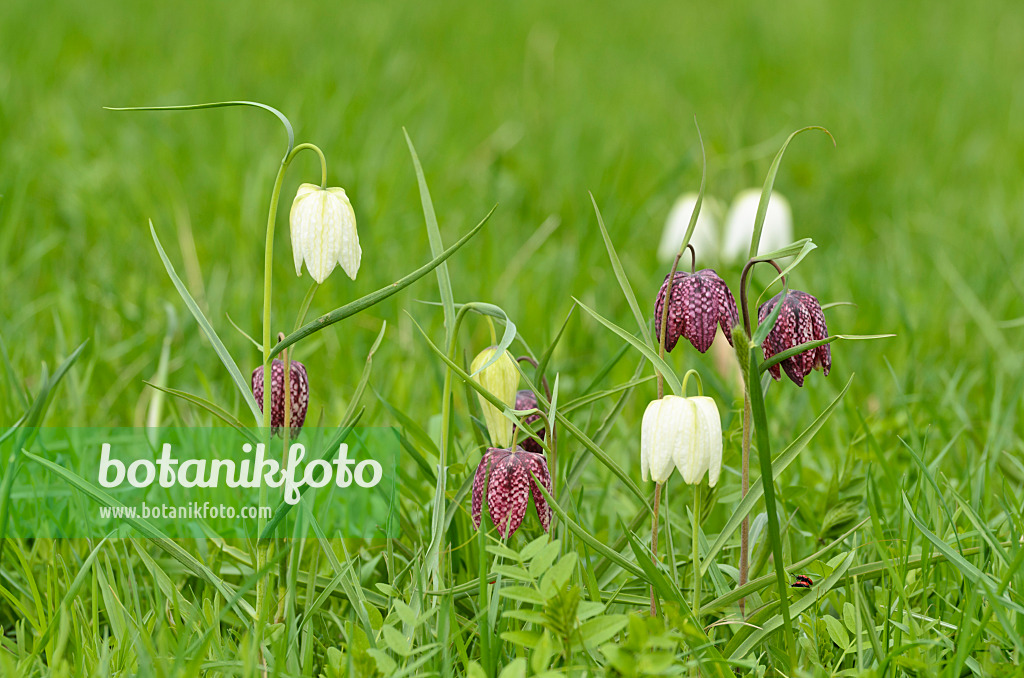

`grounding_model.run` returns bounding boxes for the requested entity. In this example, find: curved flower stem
[680,369,703,397]
[650,481,663,616]
[257,139,328,623]
[738,258,785,337]
[515,355,552,401]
